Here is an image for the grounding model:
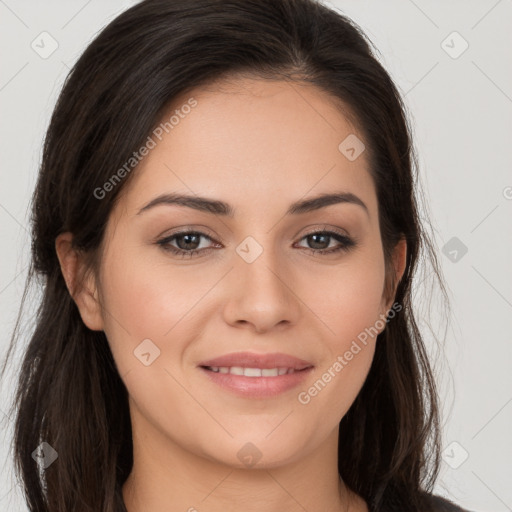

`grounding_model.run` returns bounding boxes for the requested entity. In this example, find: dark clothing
[427,494,473,512]
[375,492,473,512]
